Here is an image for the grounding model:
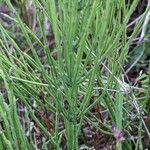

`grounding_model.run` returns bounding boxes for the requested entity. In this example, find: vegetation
[0,0,149,149]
